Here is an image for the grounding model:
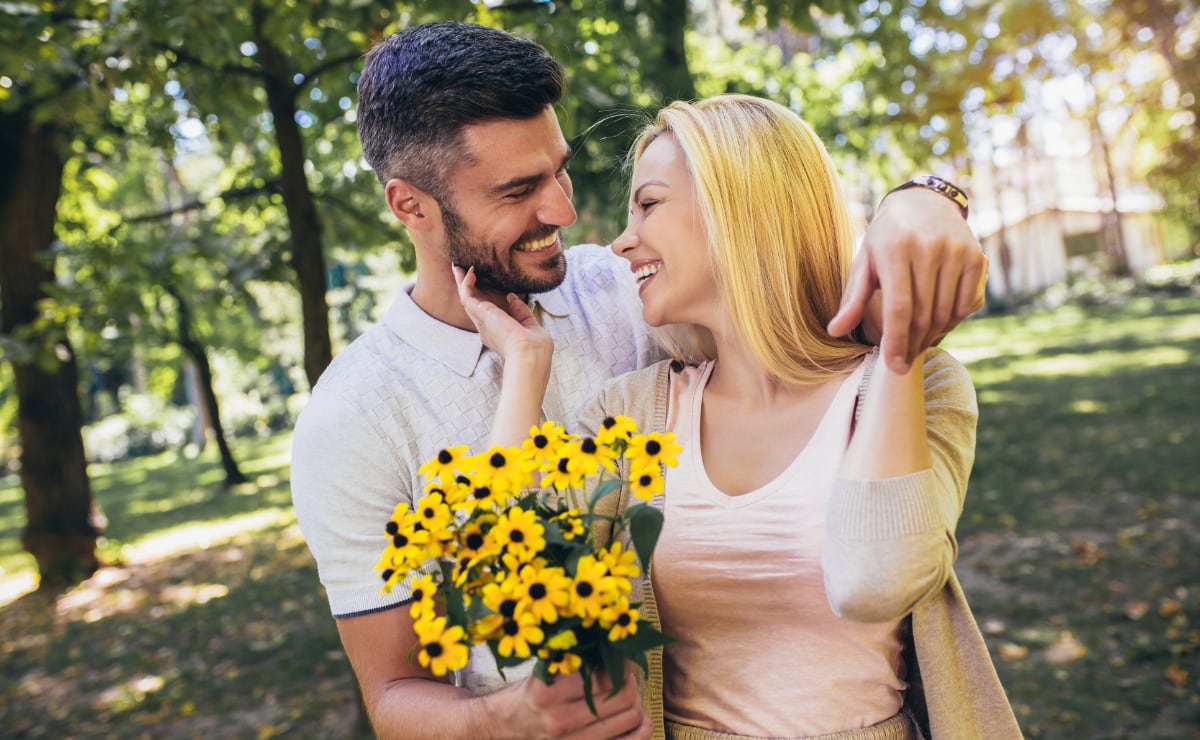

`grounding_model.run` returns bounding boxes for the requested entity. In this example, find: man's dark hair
[357,22,564,200]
